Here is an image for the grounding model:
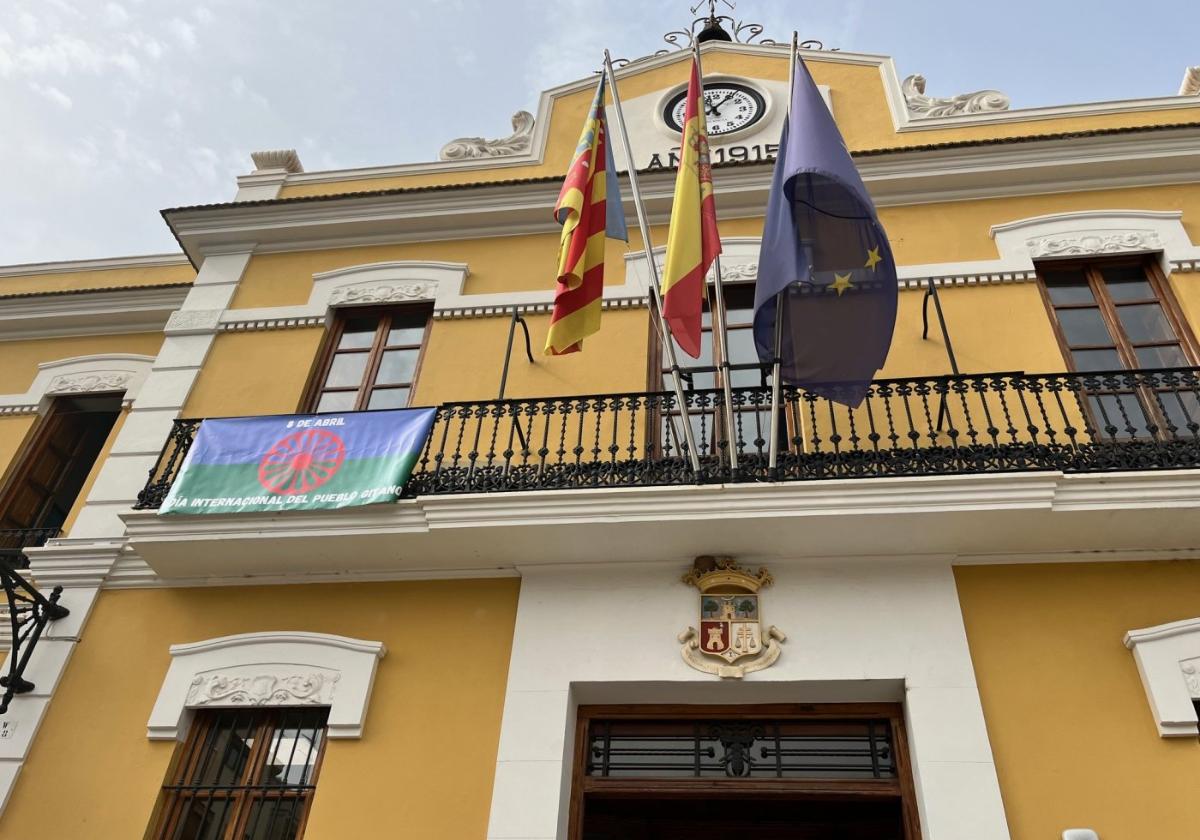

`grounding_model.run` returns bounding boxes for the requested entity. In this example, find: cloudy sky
[1,0,1195,265]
